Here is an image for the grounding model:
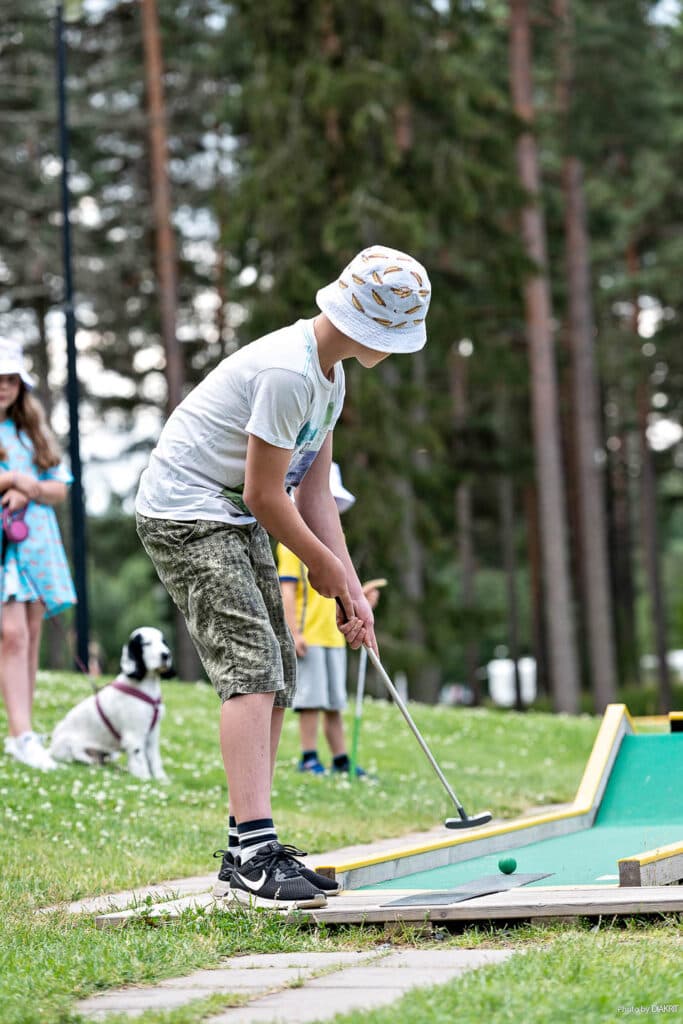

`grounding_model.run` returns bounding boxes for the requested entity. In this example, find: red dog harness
[95,680,162,742]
